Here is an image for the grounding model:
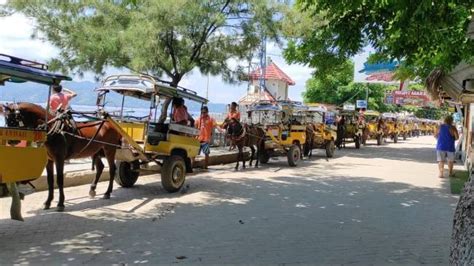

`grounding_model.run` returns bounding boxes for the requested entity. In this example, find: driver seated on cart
[49,84,77,113]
